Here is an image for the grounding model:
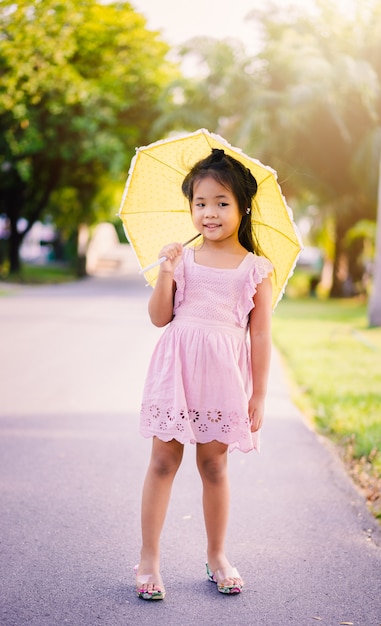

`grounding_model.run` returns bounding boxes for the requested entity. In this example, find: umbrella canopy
[118,128,302,309]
